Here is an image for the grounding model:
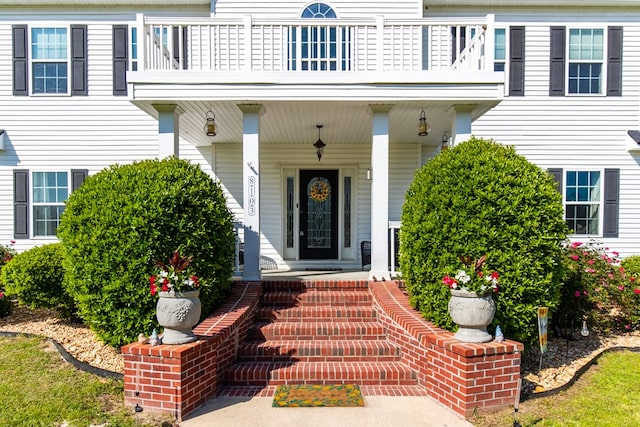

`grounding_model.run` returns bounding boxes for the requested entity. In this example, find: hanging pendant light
[204,110,217,136]
[313,124,326,161]
[418,110,430,136]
